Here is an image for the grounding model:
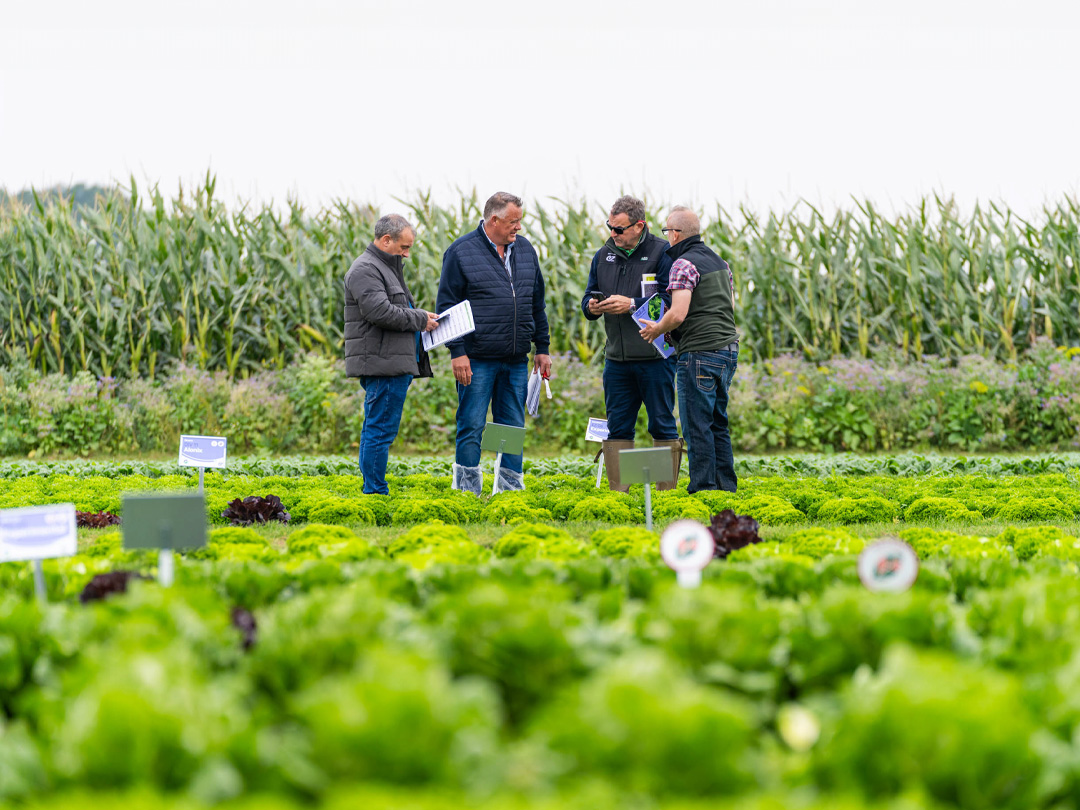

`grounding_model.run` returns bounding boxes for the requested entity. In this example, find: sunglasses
[606,220,643,235]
